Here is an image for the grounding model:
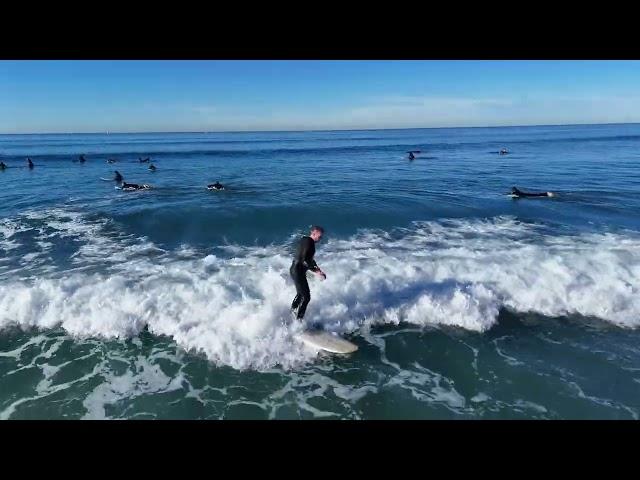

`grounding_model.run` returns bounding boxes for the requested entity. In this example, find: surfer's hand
[316,270,326,280]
